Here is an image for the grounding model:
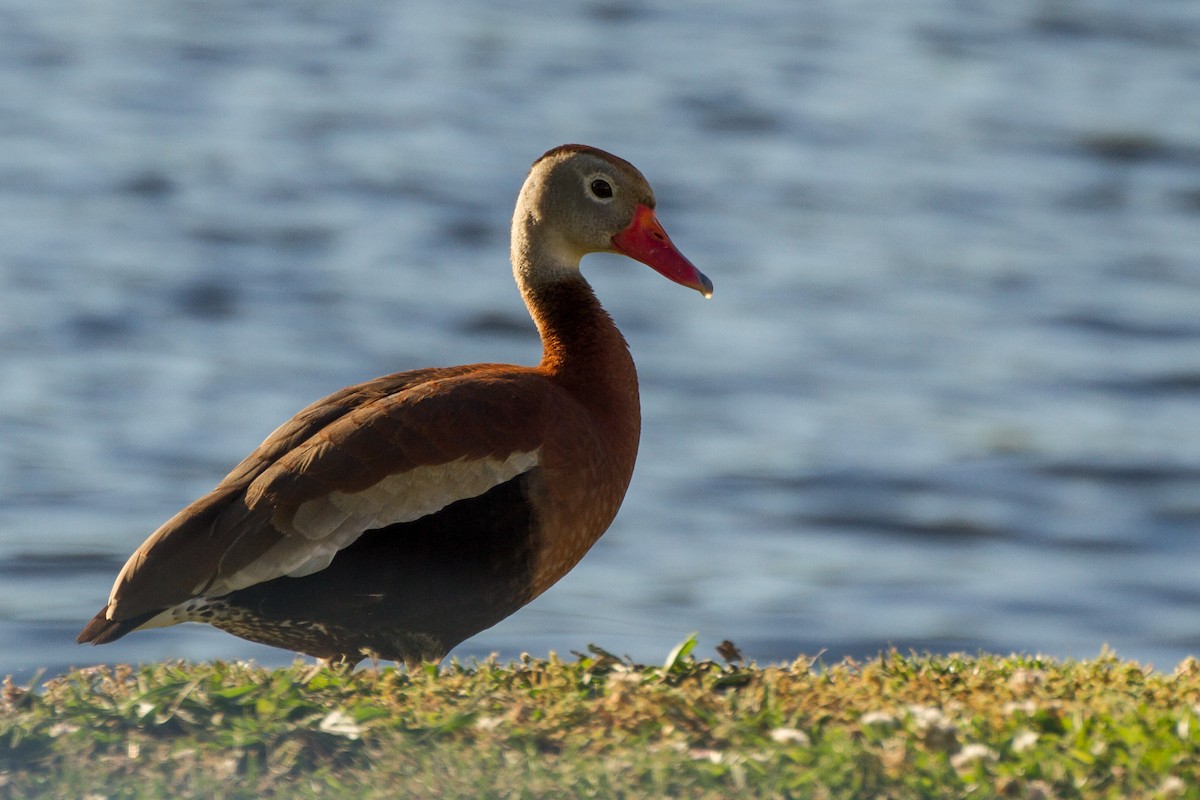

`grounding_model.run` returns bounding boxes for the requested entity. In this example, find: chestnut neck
[525,276,638,402]
[521,273,641,486]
